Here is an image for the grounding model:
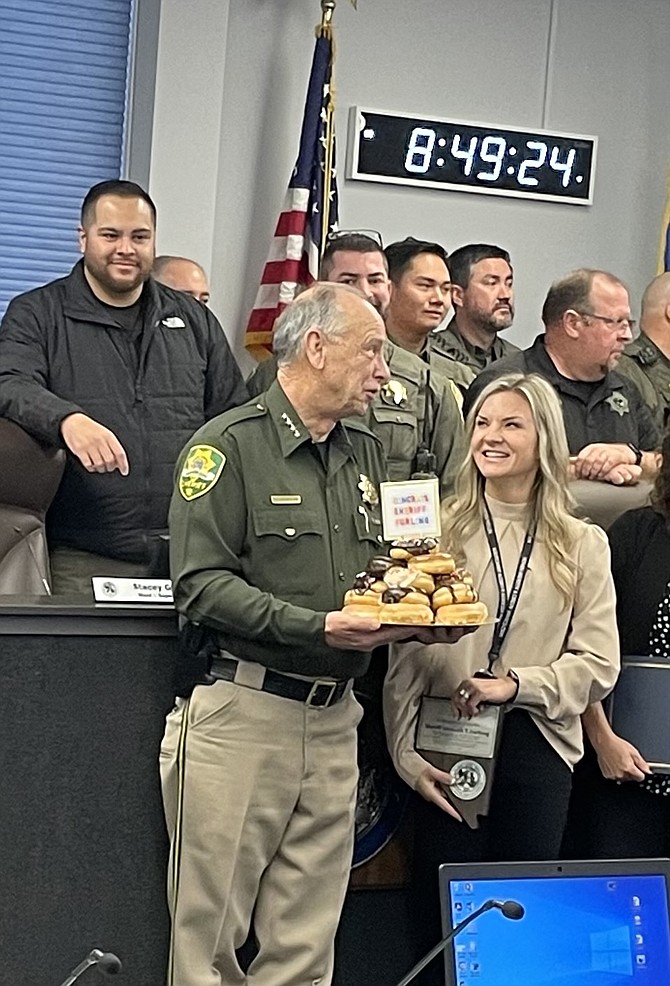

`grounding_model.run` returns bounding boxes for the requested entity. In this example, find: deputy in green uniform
[616,272,670,430]
[383,237,477,394]
[248,232,466,496]
[430,242,520,373]
[161,284,442,986]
